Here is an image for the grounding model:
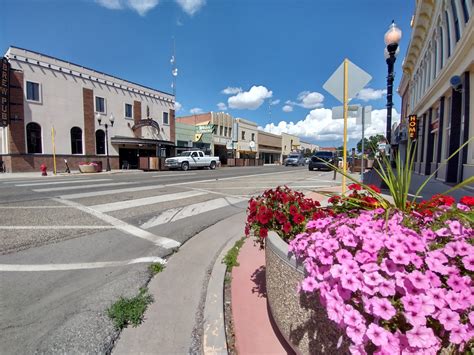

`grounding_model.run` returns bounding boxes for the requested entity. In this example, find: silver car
[284,153,305,166]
